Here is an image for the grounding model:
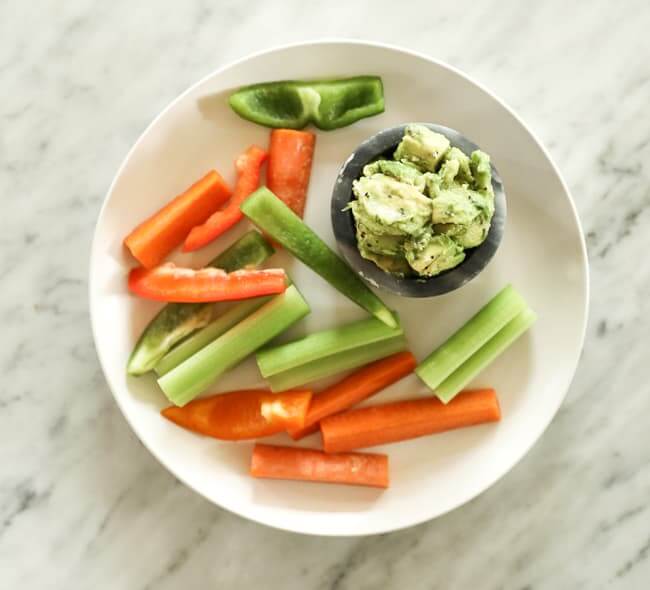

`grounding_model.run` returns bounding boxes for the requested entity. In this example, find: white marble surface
[2,0,649,587]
